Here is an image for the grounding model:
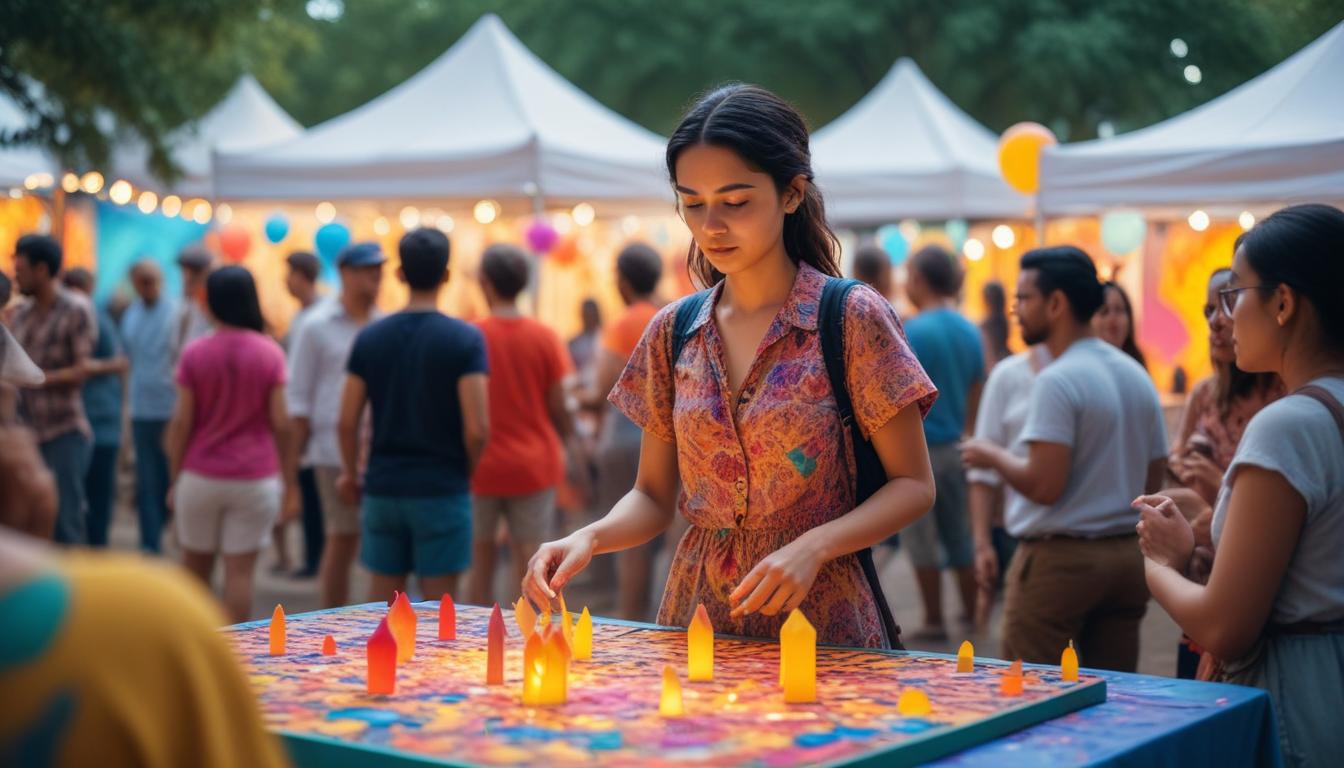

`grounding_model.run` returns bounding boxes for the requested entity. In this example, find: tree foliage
[2,0,1340,178]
